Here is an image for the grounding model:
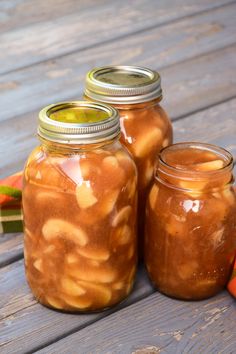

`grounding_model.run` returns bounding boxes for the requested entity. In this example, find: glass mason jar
[145,142,236,300]
[23,101,138,312]
[84,65,173,257]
